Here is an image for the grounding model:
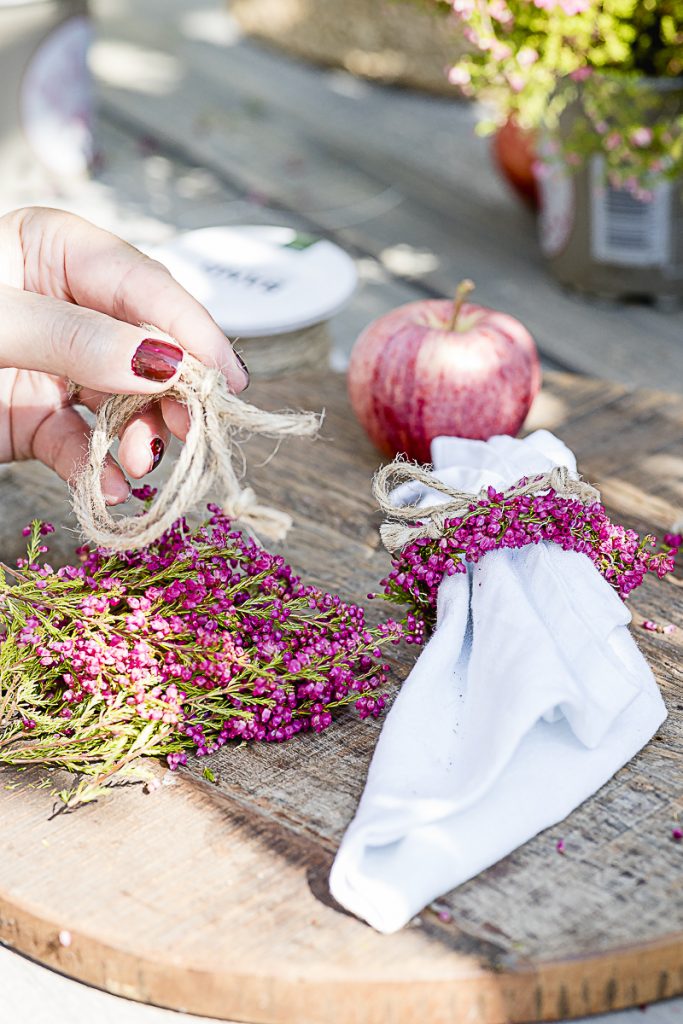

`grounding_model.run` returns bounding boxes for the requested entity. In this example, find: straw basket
[229,0,464,96]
